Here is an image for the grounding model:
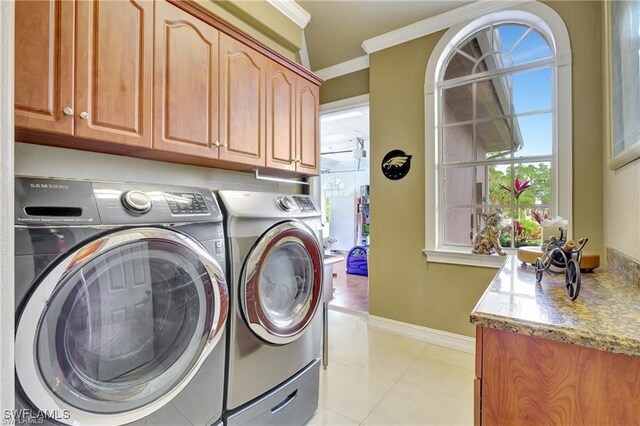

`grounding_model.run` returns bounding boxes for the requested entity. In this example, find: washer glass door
[15,227,228,425]
[242,220,322,345]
